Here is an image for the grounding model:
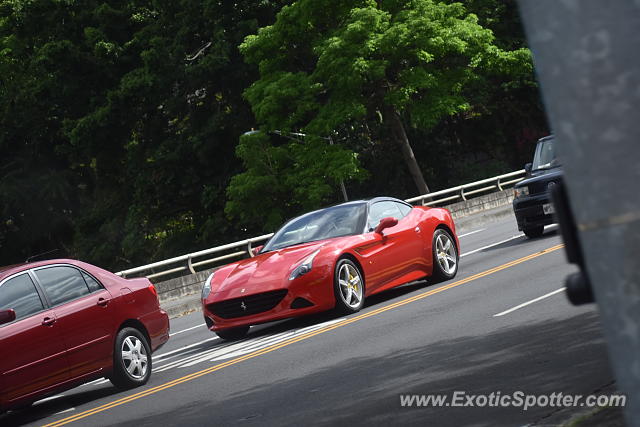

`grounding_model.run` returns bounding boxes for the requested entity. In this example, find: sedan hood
[211,241,326,298]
